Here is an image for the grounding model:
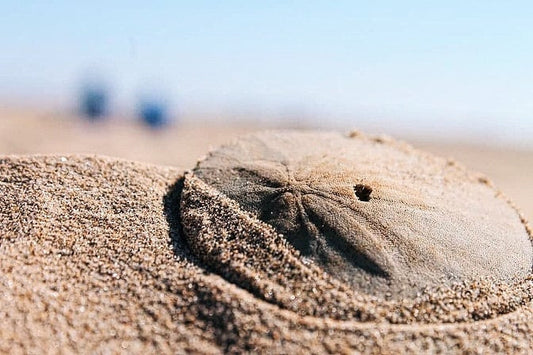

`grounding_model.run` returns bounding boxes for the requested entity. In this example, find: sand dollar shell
[180,172,533,324]
[189,130,532,299]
